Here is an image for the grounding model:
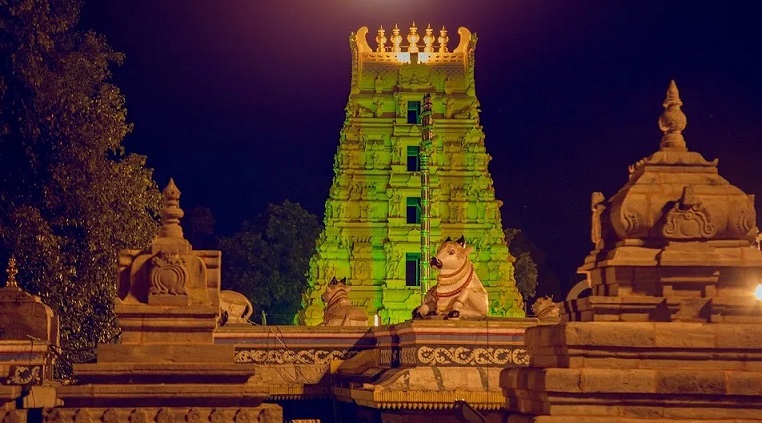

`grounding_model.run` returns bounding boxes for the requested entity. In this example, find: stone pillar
[502,82,762,421]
